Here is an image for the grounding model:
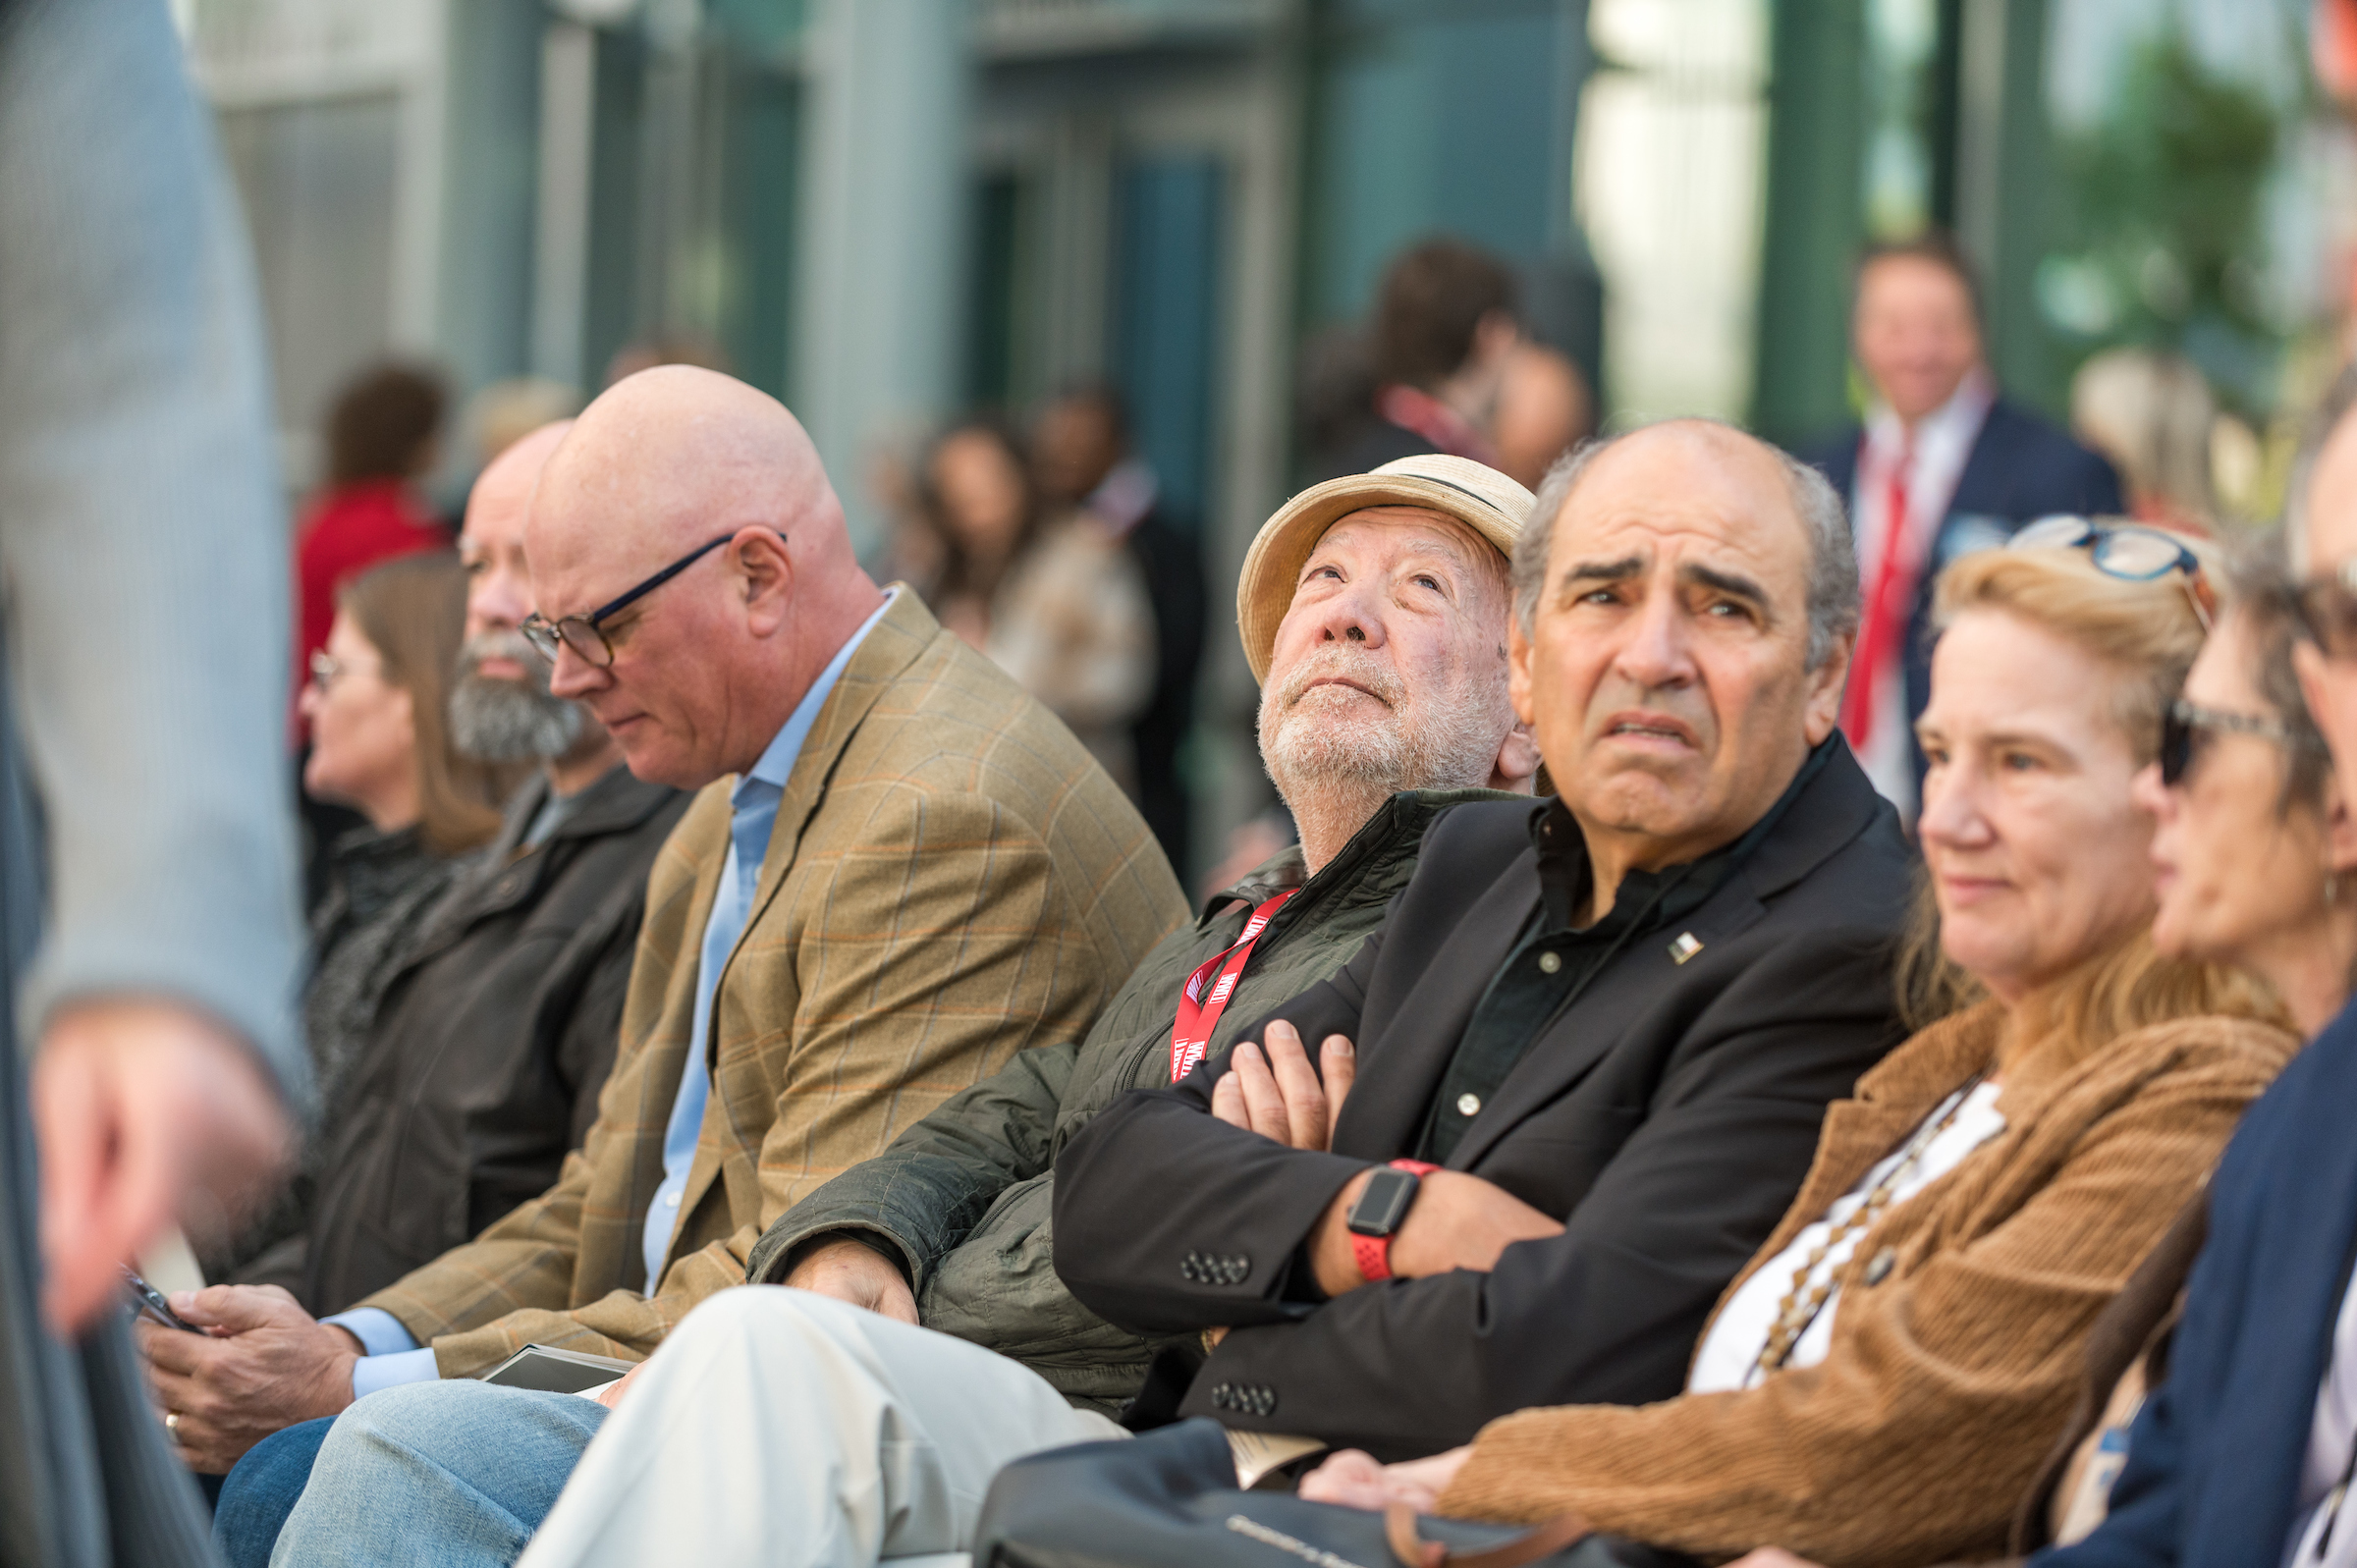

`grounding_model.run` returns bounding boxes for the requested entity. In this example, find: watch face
[1347,1166,1418,1237]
